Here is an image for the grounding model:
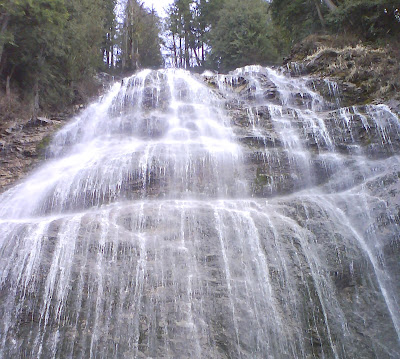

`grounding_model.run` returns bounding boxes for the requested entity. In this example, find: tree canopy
[163,0,400,71]
[269,0,400,43]
[120,0,163,72]
[165,0,282,71]
[0,0,163,114]
[208,0,279,71]
[1,0,399,115]
[0,0,117,112]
